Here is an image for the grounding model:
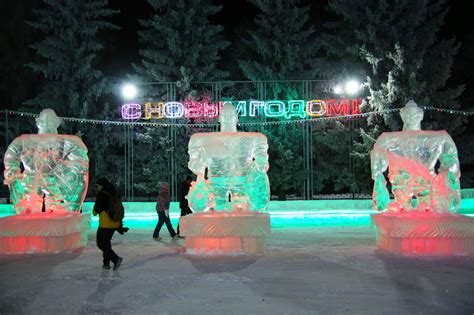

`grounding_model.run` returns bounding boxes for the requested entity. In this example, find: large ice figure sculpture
[187,103,270,212]
[4,108,89,213]
[371,100,460,213]
[180,103,271,254]
[1,109,90,254]
[370,100,474,255]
